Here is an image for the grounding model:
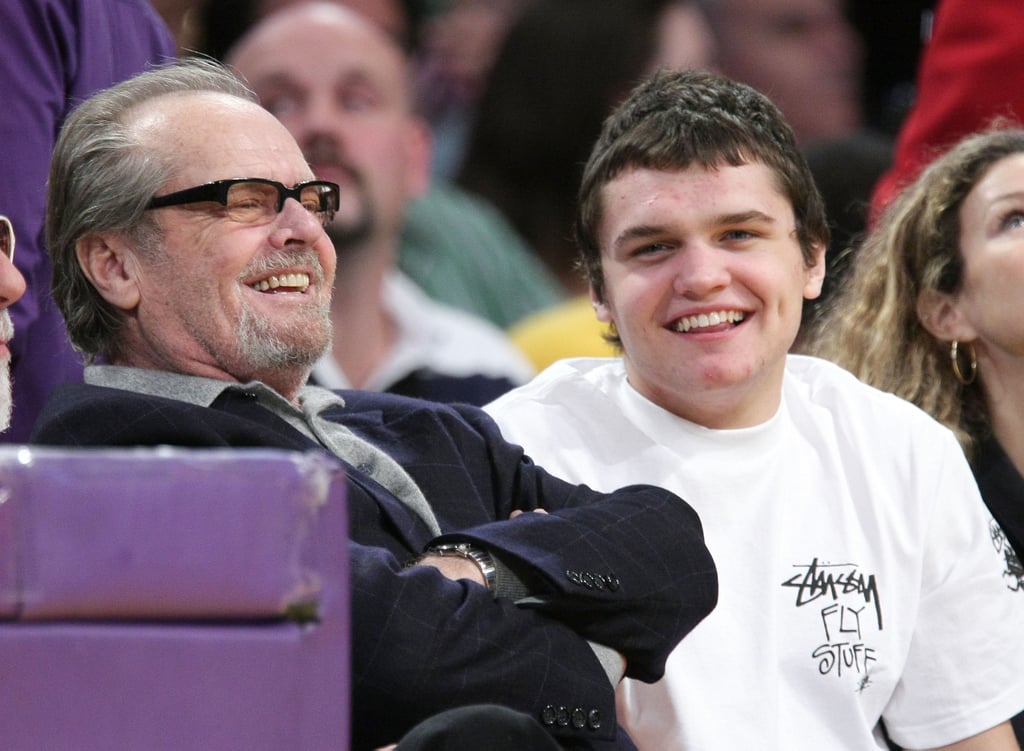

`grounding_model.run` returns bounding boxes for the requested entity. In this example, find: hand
[510,508,548,519]
[413,553,487,587]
